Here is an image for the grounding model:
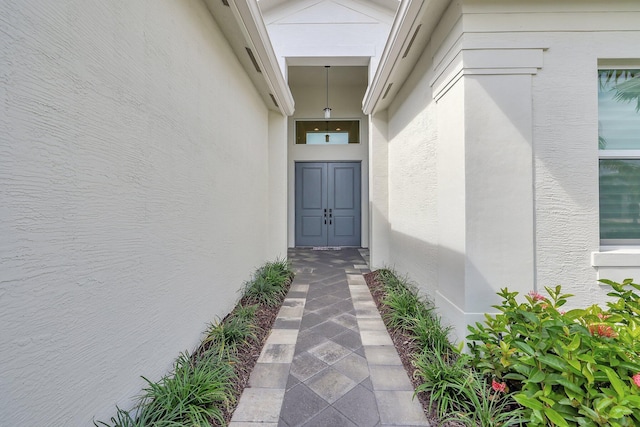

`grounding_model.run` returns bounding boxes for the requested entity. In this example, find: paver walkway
[229,248,430,427]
